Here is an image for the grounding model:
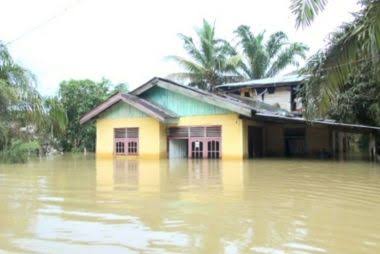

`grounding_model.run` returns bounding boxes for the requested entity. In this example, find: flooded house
[80,77,379,160]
